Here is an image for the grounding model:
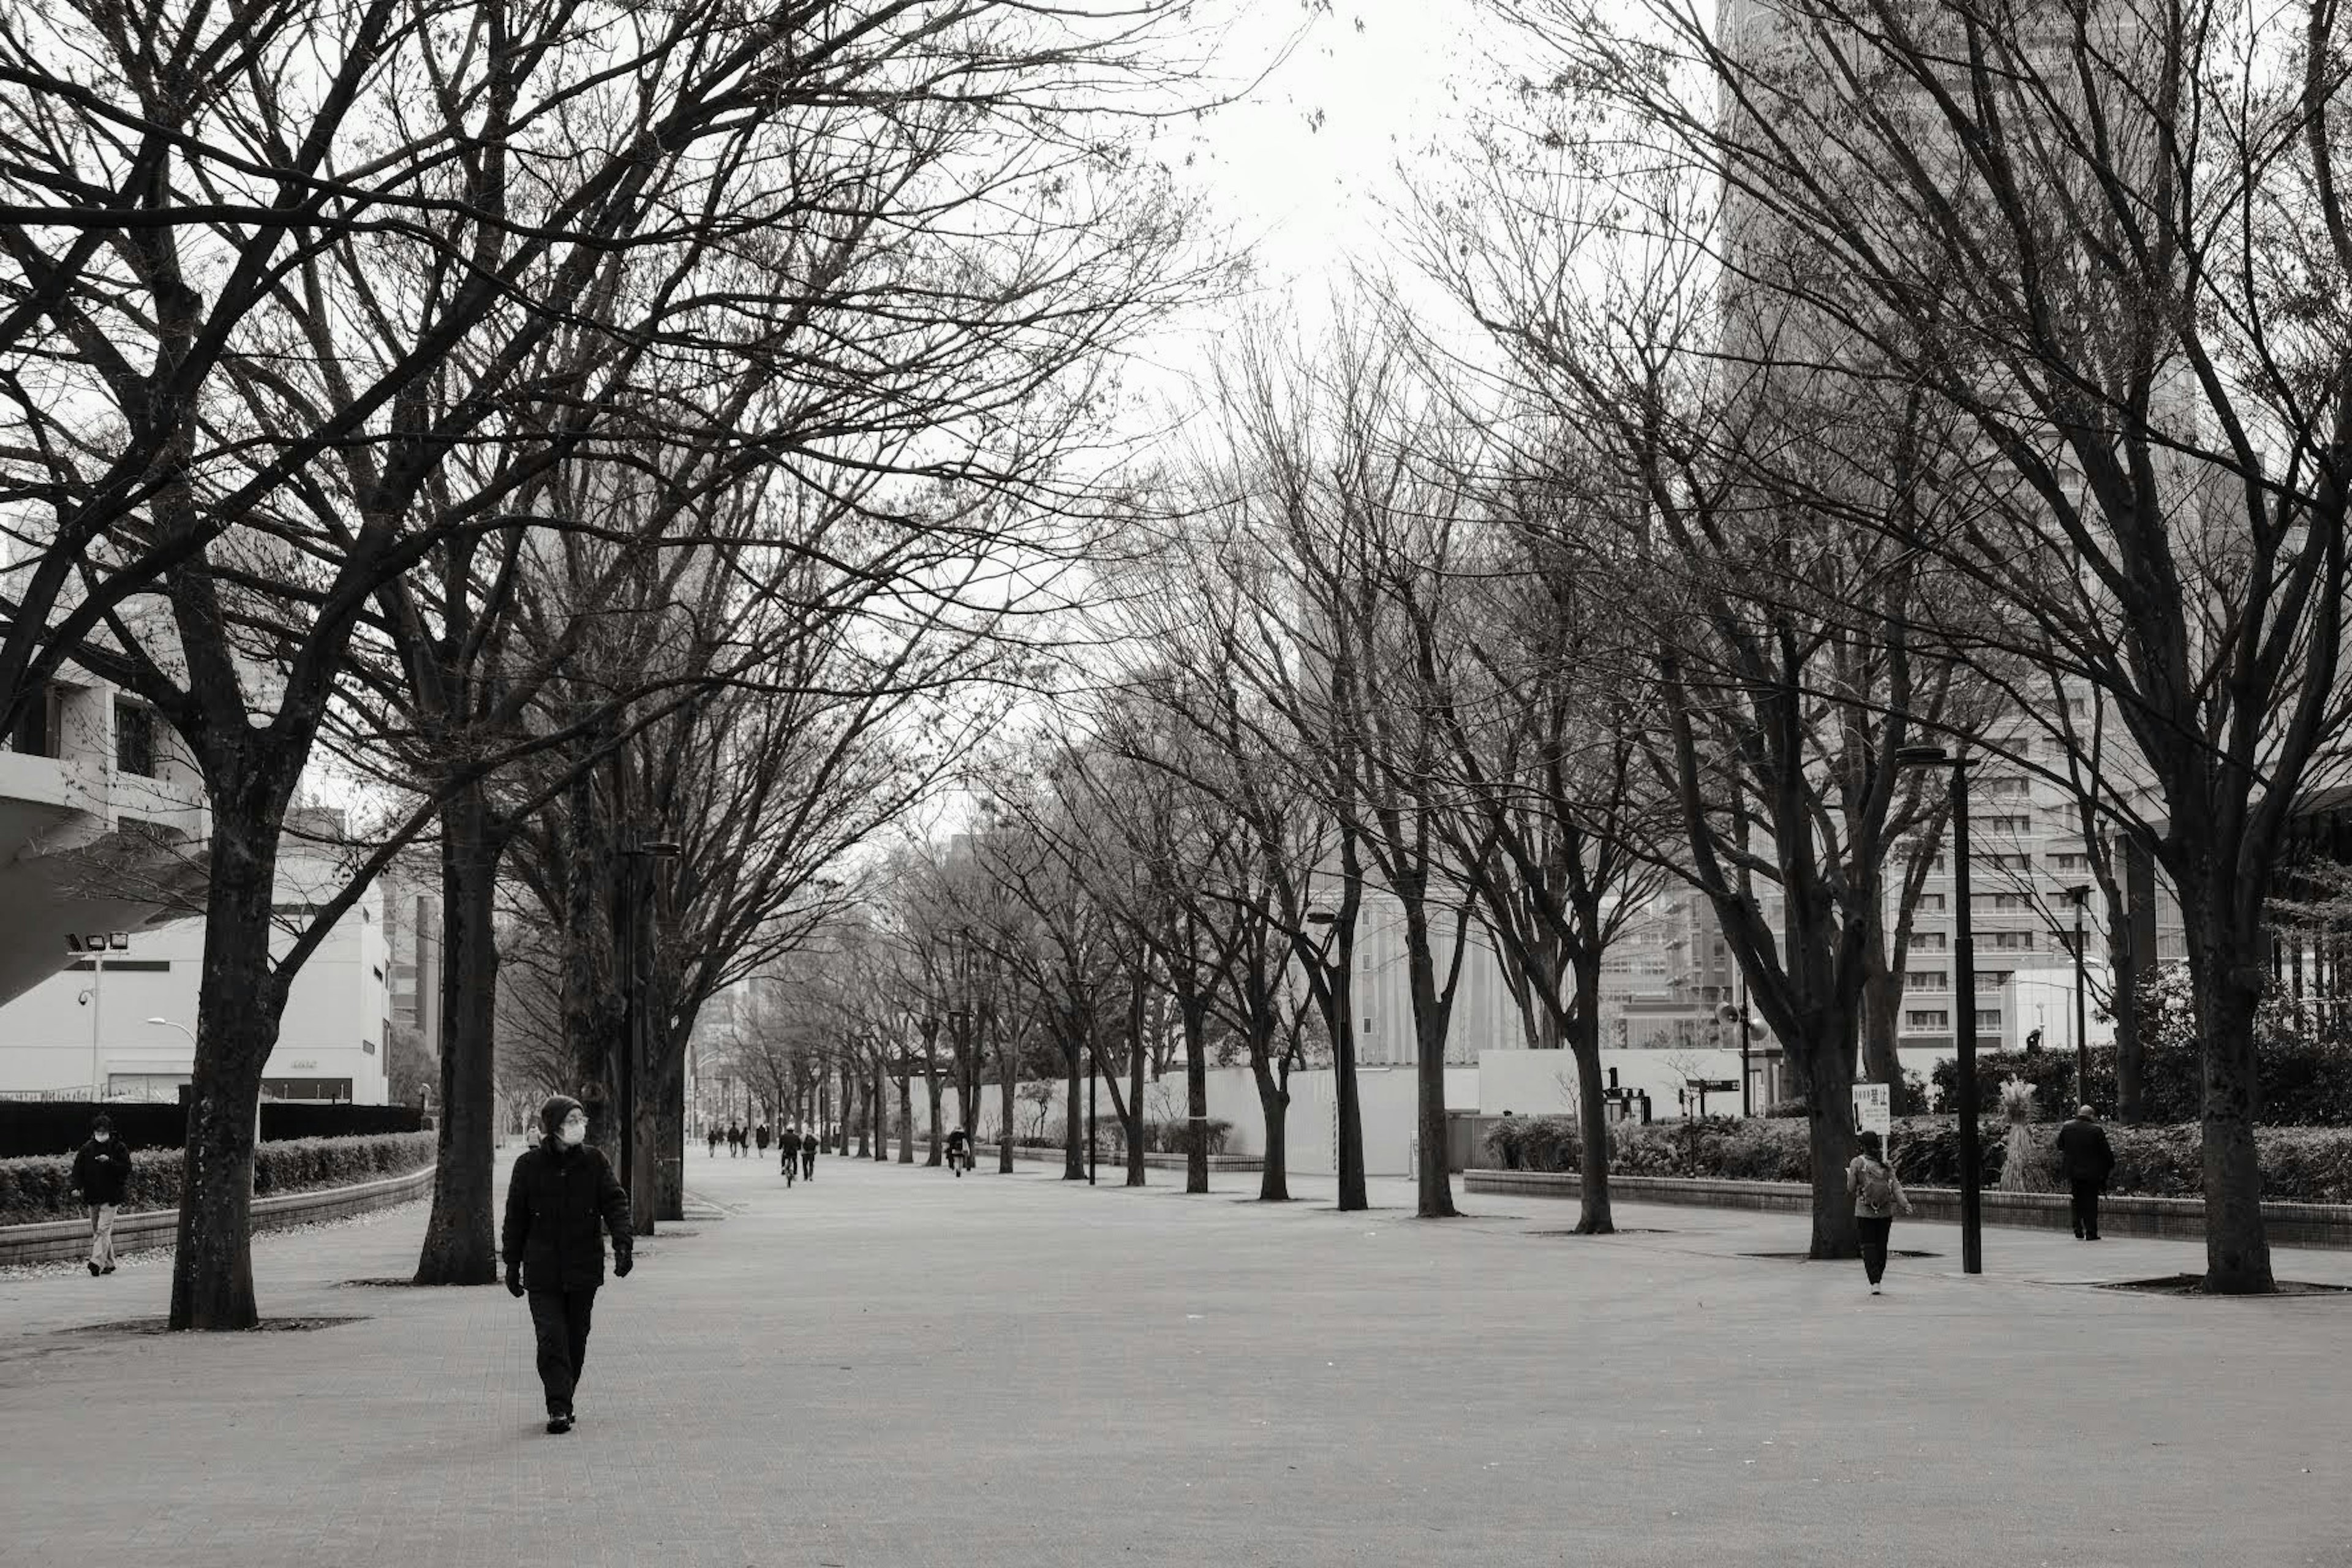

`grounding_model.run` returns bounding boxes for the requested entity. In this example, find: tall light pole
[2068,884,2092,1110]
[1896,745,1981,1275]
